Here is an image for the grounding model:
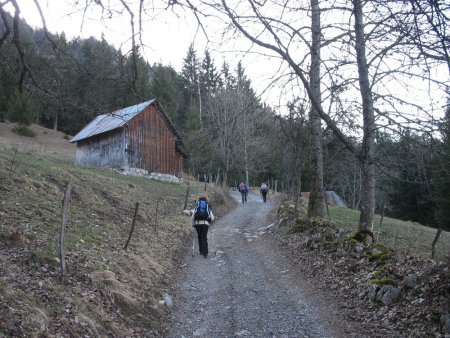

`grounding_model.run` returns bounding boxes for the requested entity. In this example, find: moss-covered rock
[348,229,374,243]
[370,267,386,279]
[374,243,387,251]
[368,252,392,262]
[380,253,392,261]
